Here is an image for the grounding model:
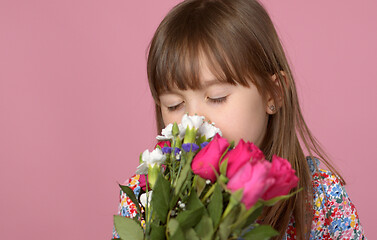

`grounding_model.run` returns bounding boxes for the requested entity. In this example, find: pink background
[0,0,375,239]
